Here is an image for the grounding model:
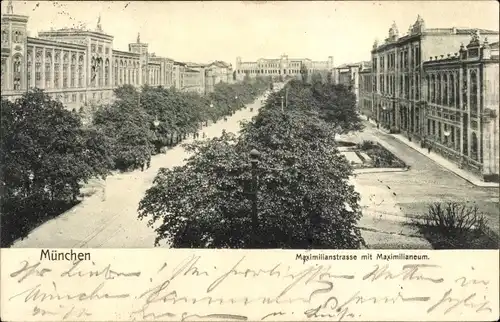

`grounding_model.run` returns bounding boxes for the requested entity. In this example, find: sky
[4,1,499,66]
